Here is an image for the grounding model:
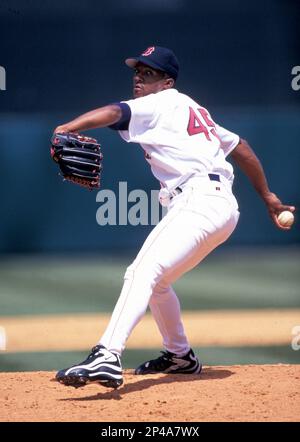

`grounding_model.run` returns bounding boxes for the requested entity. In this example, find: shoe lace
[88,345,103,359]
[151,351,175,370]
